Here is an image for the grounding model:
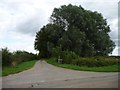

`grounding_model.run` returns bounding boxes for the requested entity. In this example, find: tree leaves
[34,4,115,58]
